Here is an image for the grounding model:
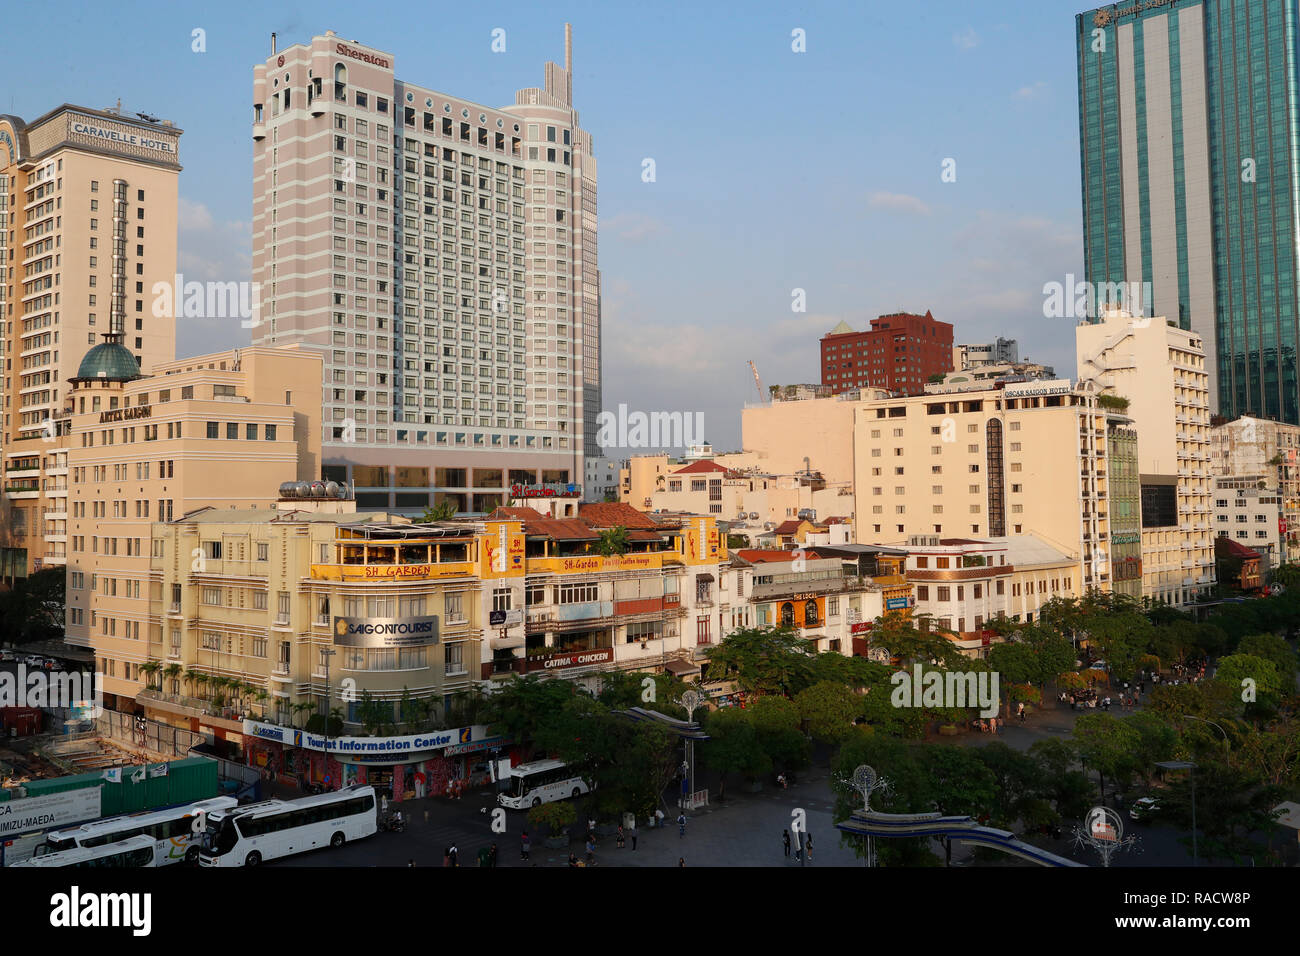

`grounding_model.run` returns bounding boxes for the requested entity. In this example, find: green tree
[528,799,575,836]
[794,680,859,744]
[703,625,816,696]
[483,675,578,758]
[1073,712,1143,797]
[595,526,631,557]
[747,696,810,771]
[418,499,458,522]
[1236,633,1297,686]
[700,707,769,800]
[1214,653,1283,711]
